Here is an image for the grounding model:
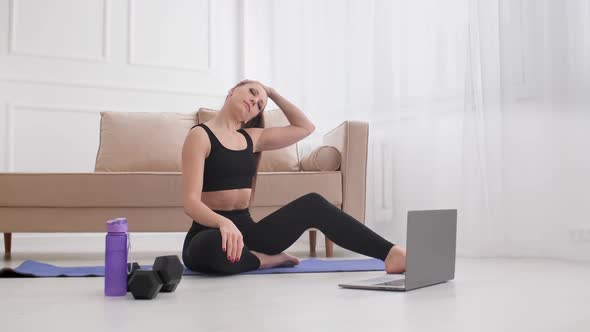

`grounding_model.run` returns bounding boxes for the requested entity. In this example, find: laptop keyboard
[377,279,406,287]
